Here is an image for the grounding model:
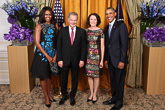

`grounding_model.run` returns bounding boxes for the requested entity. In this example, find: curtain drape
[125,0,142,88]
[57,0,131,31]
[35,0,132,90]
